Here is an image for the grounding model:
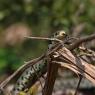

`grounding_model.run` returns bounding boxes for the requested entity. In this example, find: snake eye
[54,32,58,36]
